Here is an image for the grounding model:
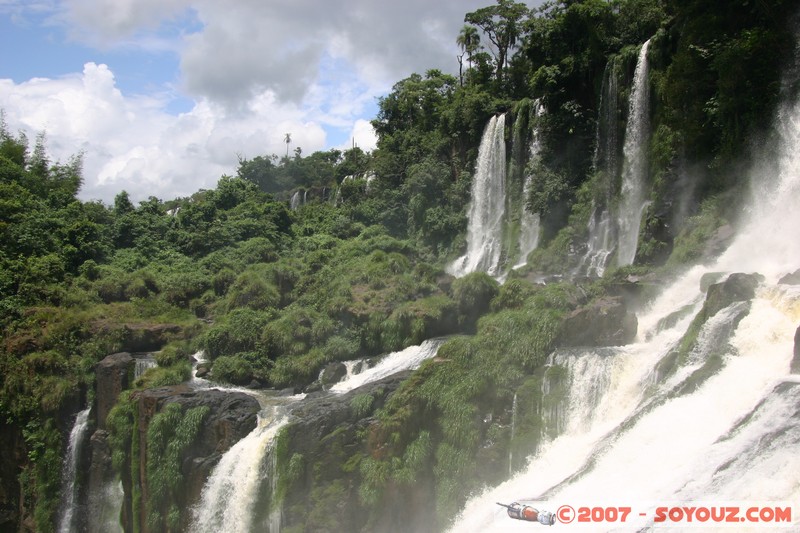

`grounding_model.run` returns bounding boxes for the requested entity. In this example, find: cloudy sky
[0,0,501,203]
